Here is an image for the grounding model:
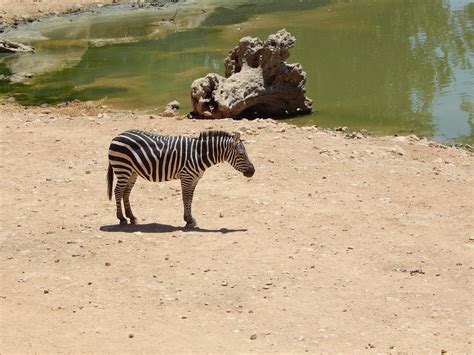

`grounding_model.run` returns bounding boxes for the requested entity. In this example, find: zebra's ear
[232,132,241,144]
